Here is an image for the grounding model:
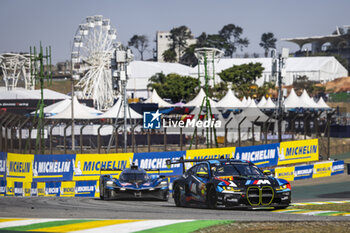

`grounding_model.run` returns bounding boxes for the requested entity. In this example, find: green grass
[293,203,350,212]
[135,220,234,233]
[329,92,350,102]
